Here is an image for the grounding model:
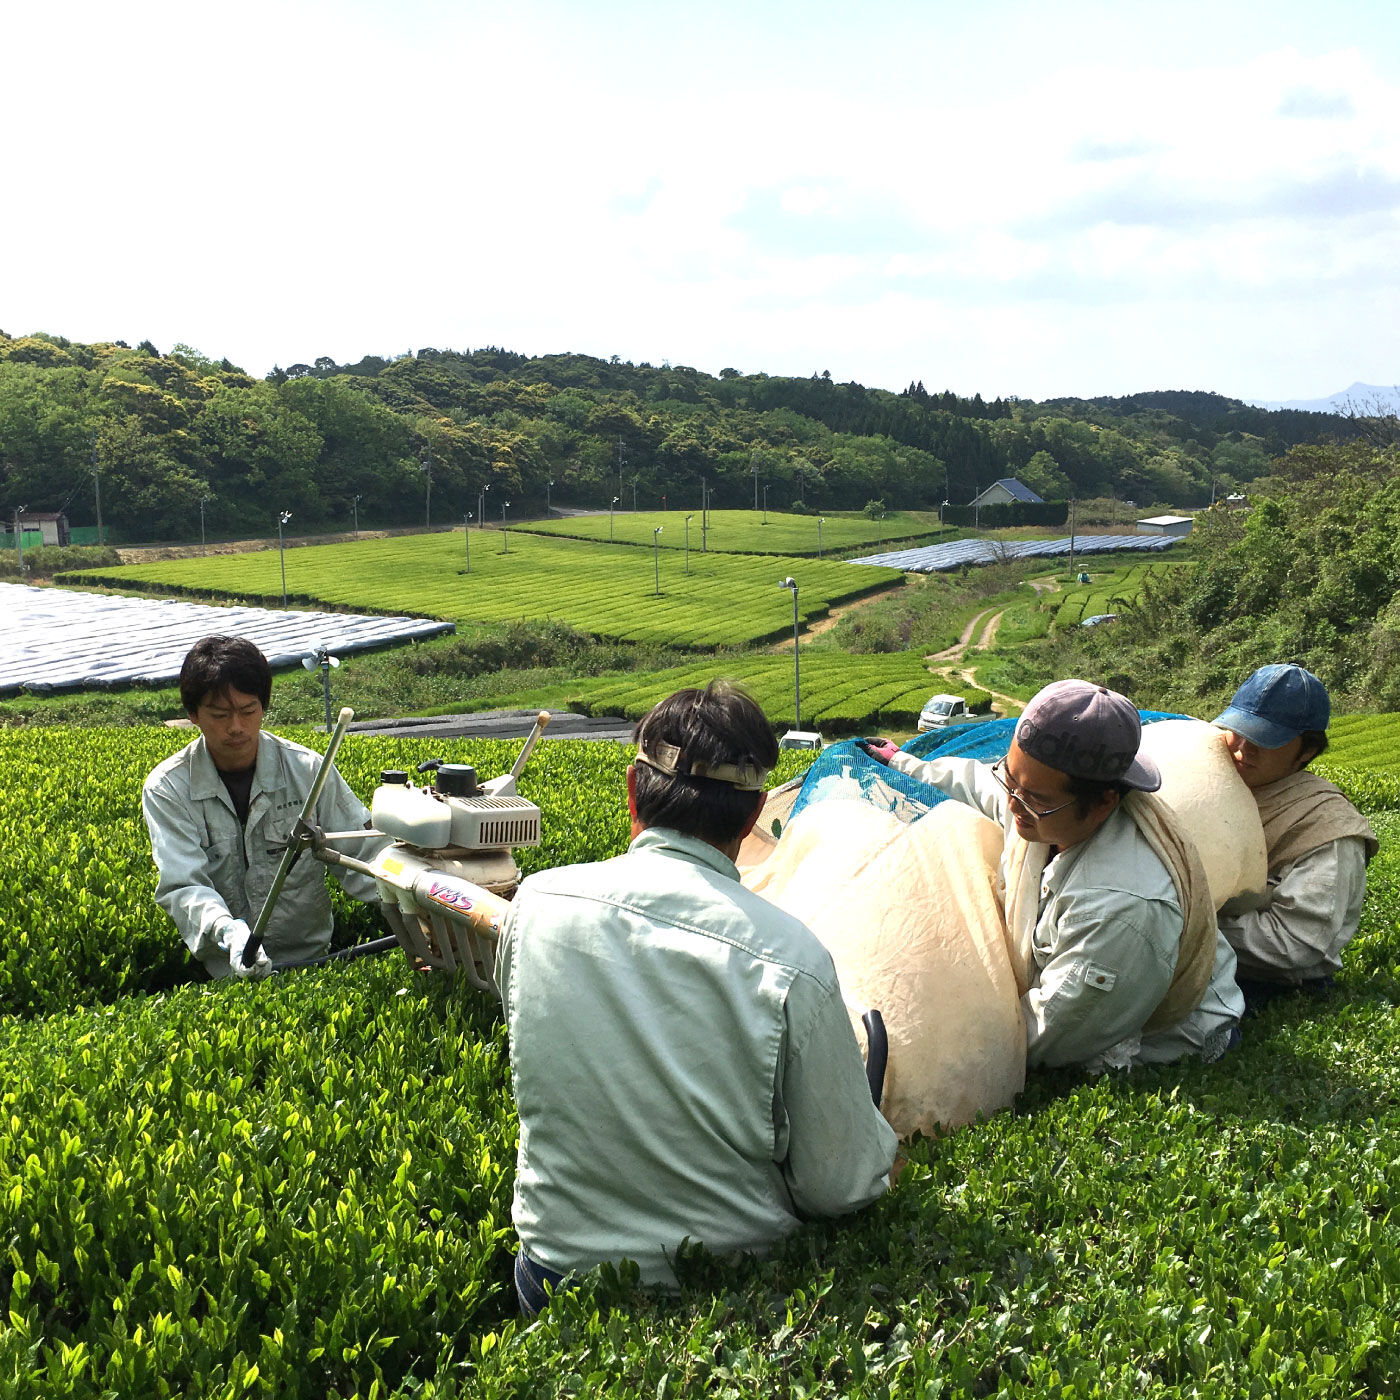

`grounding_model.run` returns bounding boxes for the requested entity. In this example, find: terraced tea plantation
[66,533,903,649]
[1050,561,1182,629]
[485,652,988,732]
[518,508,942,556]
